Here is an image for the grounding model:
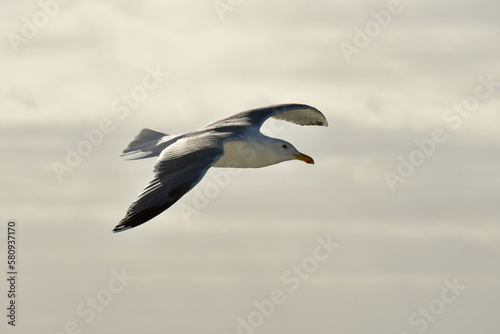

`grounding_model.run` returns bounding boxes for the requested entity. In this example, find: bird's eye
[282,144,288,149]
